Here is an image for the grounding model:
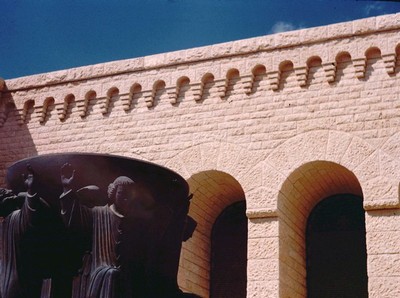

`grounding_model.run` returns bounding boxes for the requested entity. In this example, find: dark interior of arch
[210,200,247,298]
[306,194,368,298]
